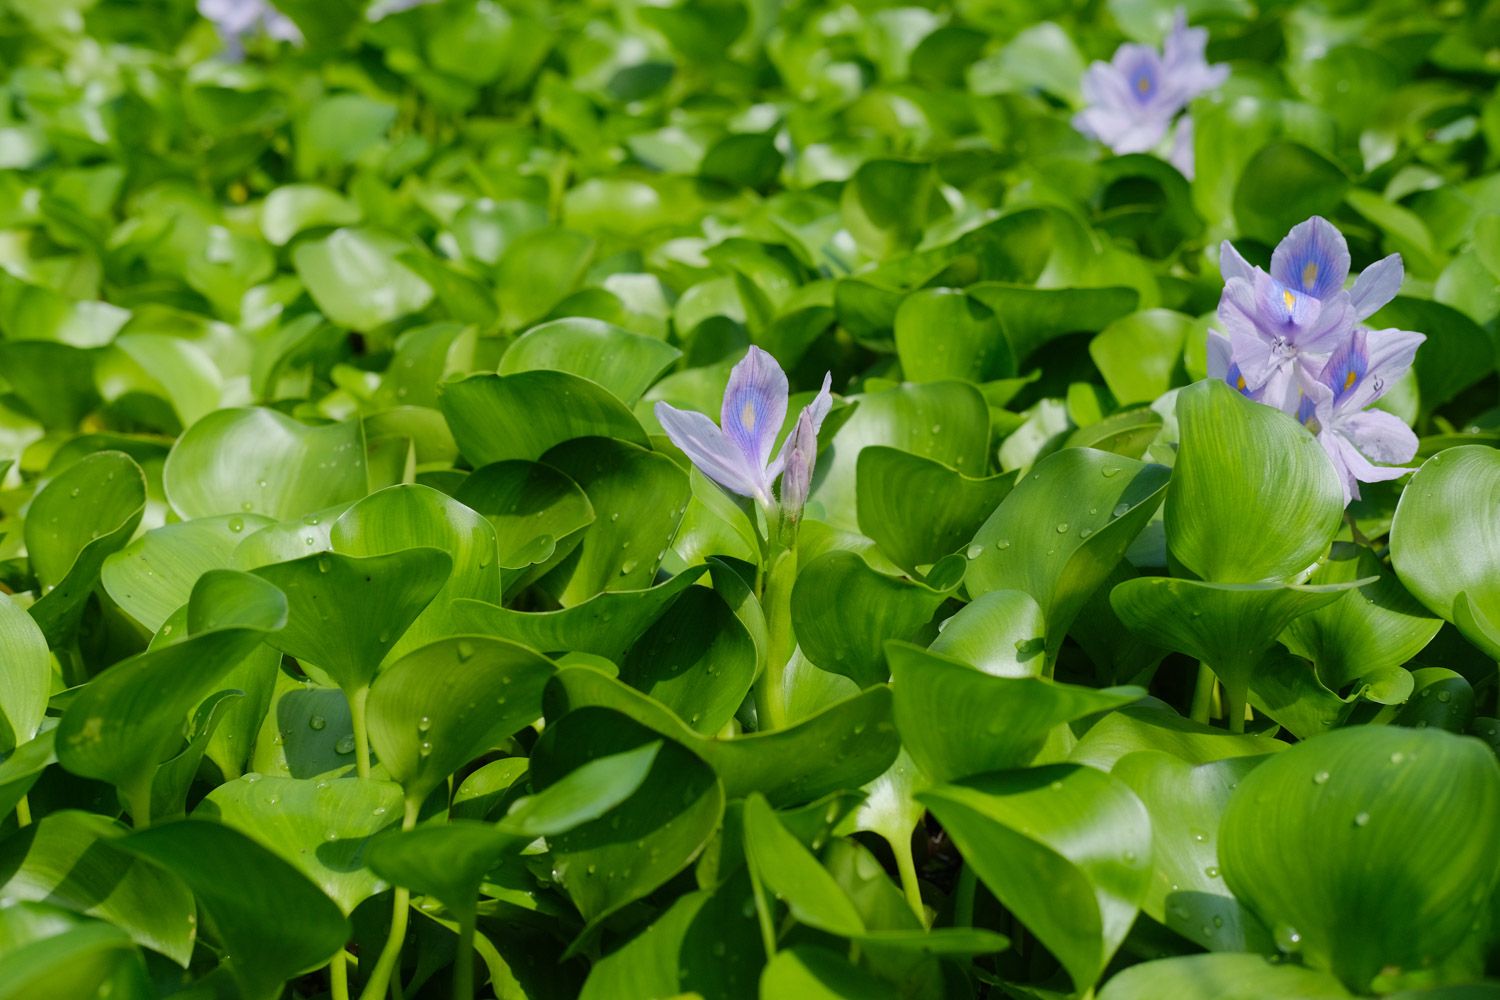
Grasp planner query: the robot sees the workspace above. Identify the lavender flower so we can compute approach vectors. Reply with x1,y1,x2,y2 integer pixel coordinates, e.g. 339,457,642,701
1211,216,1424,506
778,408,820,523
199,0,302,58
655,346,832,512
1073,8,1228,175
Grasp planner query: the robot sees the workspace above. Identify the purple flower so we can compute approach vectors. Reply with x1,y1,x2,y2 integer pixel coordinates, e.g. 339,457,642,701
655,346,833,510
199,0,302,58
1299,327,1424,504
1073,8,1228,165
1222,216,1404,321
778,408,819,523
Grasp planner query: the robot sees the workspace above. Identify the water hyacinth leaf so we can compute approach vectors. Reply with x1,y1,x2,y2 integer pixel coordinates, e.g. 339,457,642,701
453,566,706,661
1089,309,1192,406
855,446,1016,575
619,586,756,734
968,284,1141,366
292,228,433,330
497,741,660,837
102,514,275,632
364,821,521,914
1390,447,1500,653
0,810,195,965
451,757,529,822
1168,380,1343,583
0,596,49,752
760,946,903,1000
543,667,900,807
451,460,595,582
0,730,56,819
196,773,403,914
1111,577,1361,731
791,551,966,687
1391,667,1475,734
894,288,1016,383
438,371,649,467
1097,953,1351,1000
841,159,943,260
1281,543,1441,690
163,408,367,522
259,184,361,246
494,228,596,329
55,571,287,825
919,763,1153,992
250,674,359,781
1371,299,1493,414
529,707,724,930
1232,143,1351,247
1247,647,1353,740
366,636,555,806
500,318,681,408
1220,727,1500,992
1111,751,1273,953
24,450,146,644
0,922,146,1000
967,447,1170,667
742,792,865,937
809,381,991,533
928,589,1048,678
149,689,242,822
539,437,691,602
251,548,452,693
118,820,349,1000
1063,407,1164,460
1070,704,1287,771
889,641,1142,784
329,485,501,661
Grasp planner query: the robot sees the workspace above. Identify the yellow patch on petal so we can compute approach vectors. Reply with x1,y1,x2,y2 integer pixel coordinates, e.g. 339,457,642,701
1303,261,1318,290
1236,375,1247,391
1136,76,1150,93
1283,289,1296,311
741,400,756,430
1345,370,1357,391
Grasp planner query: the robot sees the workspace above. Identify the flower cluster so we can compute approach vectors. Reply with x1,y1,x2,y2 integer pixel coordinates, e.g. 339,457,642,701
1073,8,1229,179
655,346,832,523
1208,216,1424,505
197,0,302,58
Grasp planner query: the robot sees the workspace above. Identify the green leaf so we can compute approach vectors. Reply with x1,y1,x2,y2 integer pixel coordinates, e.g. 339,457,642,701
1098,954,1350,1000
0,596,50,751
1070,704,1286,771
500,318,680,408
759,946,903,1000
196,773,403,914
251,548,451,693
792,551,965,687
856,446,1015,575
452,567,707,661
329,484,501,662
920,763,1152,992
259,184,361,246
451,460,595,584
0,810,195,966
889,641,1141,784
1391,447,1500,655
118,819,349,1000
103,514,274,633
1233,143,1350,247
366,636,555,806
894,288,1015,383
1089,309,1192,405
1371,298,1492,414
55,571,288,825
292,228,433,330
1167,380,1343,583
494,229,595,329
967,447,1169,667
1220,726,1500,992
743,793,865,937
1112,751,1273,953
810,381,991,533
530,707,723,930
498,741,660,837
928,589,1048,678
438,371,649,467
364,820,520,916
0,921,145,1000
968,284,1141,366
619,586,756,734
24,450,146,644
163,408,368,522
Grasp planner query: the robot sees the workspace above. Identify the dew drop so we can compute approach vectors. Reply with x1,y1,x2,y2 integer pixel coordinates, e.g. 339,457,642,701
996,539,1010,550
241,501,254,512
309,715,327,731
1437,689,1452,703
335,734,356,754
1112,502,1130,517
1122,849,1137,863
1212,915,1224,928
966,544,984,559
417,716,432,733
1275,925,1302,953
1204,866,1220,878
1313,770,1330,784
1389,752,1405,764
324,830,338,842
418,741,433,757
610,512,620,521
1190,828,1207,843
1353,812,1370,827
457,641,476,662
1056,522,1069,533
1079,527,1094,538
228,517,244,533
1102,466,1121,478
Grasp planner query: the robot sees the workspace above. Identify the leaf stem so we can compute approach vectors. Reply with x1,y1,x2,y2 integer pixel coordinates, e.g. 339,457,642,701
954,864,977,928
752,540,798,732
14,794,30,829
350,686,372,780
330,949,350,1000
453,906,477,1000
1190,662,1216,725
892,835,927,927
357,799,419,1000
1226,681,1248,735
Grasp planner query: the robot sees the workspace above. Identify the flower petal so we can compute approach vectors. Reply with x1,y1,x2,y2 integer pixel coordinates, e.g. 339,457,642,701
1336,409,1418,466
778,408,821,521
1339,326,1425,413
655,401,767,501
1218,240,1259,285
1270,216,1350,301
1167,114,1196,180
1348,254,1404,322
1206,331,1234,381
721,345,789,477
771,373,834,483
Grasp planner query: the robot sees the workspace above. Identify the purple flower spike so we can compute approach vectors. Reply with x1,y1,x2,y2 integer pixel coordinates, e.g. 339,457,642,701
656,347,833,511
199,0,302,58
1217,269,1354,413
778,409,820,523
1270,217,1351,302
1073,7,1228,168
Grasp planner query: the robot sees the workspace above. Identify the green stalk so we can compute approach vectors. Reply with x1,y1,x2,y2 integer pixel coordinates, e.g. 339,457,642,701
357,800,419,1000
892,835,927,927
14,794,29,829
330,949,350,1000
752,537,798,732
349,686,373,780
452,907,477,1000
1225,680,1248,735
1190,662,1217,725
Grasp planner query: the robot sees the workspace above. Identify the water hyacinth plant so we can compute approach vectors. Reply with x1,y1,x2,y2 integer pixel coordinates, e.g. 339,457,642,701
3,0,1500,999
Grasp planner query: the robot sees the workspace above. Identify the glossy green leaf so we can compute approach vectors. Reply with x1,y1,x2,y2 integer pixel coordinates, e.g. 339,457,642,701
0,596,50,751
855,446,1015,575
292,228,433,330
928,589,1048,677
500,318,680,408
0,921,145,1000
1089,309,1192,406
895,288,1015,382
1070,704,1287,771
1233,143,1350,247
1168,380,1343,583
920,763,1152,992
103,513,275,633
743,793,865,937
619,585,756,734
1220,727,1500,992
451,459,595,586
1098,954,1350,1000
438,371,649,467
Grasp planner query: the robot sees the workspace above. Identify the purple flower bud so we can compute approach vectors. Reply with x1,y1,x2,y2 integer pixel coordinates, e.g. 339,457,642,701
779,408,819,522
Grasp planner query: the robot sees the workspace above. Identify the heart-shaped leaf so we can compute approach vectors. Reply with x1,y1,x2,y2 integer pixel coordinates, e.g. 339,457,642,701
894,288,1016,383
1098,954,1350,1000
438,371,649,467
855,446,1015,575
451,459,594,590
927,589,1047,678
500,317,680,407
103,514,276,632
0,596,50,752
619,585,756,734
